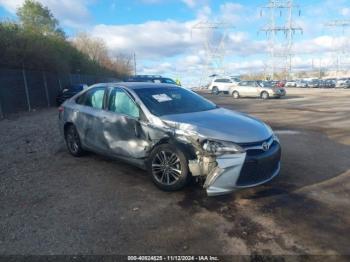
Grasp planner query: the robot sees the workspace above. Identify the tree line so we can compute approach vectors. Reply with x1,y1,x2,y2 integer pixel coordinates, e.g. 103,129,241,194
0,0,132,78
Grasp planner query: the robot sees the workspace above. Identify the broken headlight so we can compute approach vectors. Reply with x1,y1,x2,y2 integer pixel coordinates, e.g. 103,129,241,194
202,140,245,155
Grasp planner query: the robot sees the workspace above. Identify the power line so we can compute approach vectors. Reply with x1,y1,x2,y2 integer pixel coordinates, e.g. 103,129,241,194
259,0,303,80
191,20,235,86
324,19,350,77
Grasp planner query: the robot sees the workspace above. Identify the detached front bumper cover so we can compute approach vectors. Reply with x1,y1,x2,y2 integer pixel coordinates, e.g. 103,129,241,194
204,137,281,196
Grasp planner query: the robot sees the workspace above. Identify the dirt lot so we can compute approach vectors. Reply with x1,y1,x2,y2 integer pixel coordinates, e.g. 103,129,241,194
1,88,350,257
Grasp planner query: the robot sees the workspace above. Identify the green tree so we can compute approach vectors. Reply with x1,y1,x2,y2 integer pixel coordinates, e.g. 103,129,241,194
16,0,65,37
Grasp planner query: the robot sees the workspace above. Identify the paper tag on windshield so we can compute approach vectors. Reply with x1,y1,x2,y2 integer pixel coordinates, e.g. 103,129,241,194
152,94,172,102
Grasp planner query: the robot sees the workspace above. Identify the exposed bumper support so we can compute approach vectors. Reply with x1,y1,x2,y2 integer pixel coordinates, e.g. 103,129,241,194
203,153,246,196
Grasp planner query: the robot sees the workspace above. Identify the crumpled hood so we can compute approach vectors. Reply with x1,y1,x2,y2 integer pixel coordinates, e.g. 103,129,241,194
160,107,272,143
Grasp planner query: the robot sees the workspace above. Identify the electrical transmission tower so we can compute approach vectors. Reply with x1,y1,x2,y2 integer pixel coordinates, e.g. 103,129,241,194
324,19,350,76
192,21,234,87
259,0,302,80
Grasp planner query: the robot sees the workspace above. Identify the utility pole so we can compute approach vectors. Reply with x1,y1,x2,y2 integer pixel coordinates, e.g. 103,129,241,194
324,19,350,77
259,0,303,80
133,52,137,76
192,21,235,87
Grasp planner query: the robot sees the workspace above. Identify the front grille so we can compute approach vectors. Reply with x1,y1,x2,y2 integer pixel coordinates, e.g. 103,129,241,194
236,141,281,187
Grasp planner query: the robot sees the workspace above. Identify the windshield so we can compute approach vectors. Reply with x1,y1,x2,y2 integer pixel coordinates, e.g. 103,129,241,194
134,87,217,116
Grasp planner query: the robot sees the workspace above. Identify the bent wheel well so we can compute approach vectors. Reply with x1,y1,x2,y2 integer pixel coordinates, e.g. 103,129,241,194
150,138,197,161
63,122,74,137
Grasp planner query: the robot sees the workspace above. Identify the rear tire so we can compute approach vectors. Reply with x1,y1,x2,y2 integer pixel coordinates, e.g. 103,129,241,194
232,91,240,99
212,87,219,95
147,144,190,192
65,124,85,157
261,91,269,100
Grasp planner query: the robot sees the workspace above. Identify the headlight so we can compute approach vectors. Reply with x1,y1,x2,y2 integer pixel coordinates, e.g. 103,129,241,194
265,124,279,143
202,140,245,155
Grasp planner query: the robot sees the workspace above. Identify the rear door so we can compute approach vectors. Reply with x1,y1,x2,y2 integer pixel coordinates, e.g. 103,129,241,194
74,86,107,151
101,87,149,158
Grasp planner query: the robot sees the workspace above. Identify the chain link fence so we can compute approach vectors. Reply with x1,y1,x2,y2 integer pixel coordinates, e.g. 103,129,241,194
0,68,118,118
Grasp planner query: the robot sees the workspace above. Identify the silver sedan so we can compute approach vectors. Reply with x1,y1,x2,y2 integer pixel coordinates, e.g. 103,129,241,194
58,83,281,196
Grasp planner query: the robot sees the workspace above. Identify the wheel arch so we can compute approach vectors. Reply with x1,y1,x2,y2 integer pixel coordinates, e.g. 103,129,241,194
261,90,269,97
63,122,74,137
149,137,197,162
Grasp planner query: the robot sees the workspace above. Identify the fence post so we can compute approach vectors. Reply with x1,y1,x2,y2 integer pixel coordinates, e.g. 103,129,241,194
0,96,3,119
42,71,50,107
58,77,62,90
22,68,31,112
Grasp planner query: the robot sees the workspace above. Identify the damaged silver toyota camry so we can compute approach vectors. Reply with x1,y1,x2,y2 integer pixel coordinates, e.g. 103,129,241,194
59,82,281,196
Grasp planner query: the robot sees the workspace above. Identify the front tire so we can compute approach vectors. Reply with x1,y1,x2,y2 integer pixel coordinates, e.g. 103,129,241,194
212,87,219,95
261,91,269,100
232,91,240,99
65,124,85,157
148,144,190,192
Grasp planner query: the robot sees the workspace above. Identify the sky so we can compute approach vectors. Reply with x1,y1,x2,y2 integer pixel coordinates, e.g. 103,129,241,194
0,0,350,85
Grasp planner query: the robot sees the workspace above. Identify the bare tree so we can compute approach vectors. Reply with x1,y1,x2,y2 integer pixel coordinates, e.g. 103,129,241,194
73,33,109,64
73,32,132,77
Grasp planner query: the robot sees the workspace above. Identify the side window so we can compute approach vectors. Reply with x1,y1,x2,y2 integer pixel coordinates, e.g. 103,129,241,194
76,87,105,109
108,88,140,118
239,81,246,86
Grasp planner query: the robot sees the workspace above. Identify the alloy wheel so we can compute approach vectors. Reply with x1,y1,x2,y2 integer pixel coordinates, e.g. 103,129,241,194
66,127,80,154
151,151,182,186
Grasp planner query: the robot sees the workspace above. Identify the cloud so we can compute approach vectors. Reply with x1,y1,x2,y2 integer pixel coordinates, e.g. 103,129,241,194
91,20,202,59
340,7,350,16
220,2,243,23
0,0,91,28
181,0,208,8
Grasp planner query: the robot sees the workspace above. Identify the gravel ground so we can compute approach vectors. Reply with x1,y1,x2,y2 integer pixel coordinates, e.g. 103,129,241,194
0,88,350,258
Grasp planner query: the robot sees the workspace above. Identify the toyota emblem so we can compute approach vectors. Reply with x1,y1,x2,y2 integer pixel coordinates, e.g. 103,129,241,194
262,142,270,151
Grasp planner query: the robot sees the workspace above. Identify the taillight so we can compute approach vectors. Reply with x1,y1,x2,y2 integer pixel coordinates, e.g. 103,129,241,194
58,106,64,113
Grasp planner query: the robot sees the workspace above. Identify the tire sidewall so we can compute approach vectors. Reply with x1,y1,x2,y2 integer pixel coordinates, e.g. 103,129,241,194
147,143,190,191
261,91,269,99
232,91,239,99
65,125,84,157
212,87,219,95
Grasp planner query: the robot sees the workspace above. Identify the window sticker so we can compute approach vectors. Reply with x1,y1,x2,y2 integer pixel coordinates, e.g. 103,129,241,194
152,94,173,102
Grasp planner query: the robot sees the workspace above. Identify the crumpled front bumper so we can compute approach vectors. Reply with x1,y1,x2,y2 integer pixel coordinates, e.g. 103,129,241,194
204,141,281,196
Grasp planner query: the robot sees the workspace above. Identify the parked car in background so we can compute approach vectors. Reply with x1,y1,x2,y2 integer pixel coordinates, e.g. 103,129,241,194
58,82,281,196
208,77,240,95
229,80,286,99
340,80,350,88
56,84,88,106
322,79,335,88
307,79,320,88
285,80,297,87
295,80,308,88
335,78,349,88
124,75,179,85
276,81,286,88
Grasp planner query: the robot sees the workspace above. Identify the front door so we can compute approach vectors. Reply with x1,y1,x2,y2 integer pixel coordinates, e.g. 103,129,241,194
244,81,259,97
101,87,149,159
